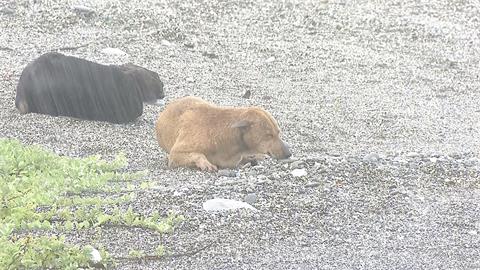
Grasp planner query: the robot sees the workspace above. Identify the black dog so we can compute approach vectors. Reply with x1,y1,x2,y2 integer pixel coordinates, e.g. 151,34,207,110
15,52,164,123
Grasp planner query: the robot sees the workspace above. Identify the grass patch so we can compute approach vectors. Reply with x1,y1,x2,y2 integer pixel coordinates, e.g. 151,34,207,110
0,138,183,269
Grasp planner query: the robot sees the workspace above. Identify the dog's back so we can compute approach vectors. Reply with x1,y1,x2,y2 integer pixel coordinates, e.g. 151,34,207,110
155,96,212,151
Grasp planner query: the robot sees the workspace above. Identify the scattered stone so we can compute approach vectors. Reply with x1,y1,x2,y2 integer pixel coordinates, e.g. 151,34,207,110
0,7,15,15
101,47,127,56
184,42,195,48
280,158,297,164
218,169,238,177
173,190,184,196
444,178,454,184
265,56,275,63
88,246,102,263
257,174,267,180
305,182,321,188
406,152,420,158
252,165,265,171
202,51,218,59
429,157,438,163
393,156,407,163
161,39,173,47
244,193,257,204
242,90,251,99
71,5,95,14
363,153,379,163
290,160,304,169
291,168,307,177
186,77,195,83
203,198,257,212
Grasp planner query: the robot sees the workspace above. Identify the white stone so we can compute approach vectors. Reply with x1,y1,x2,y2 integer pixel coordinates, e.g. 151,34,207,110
291,168,307,177
101,47,127,56
265,56,275,63
89,247,102,263
203,198,257,212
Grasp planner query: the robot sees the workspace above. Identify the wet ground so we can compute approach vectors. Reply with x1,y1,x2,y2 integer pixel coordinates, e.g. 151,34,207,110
1,0,480,269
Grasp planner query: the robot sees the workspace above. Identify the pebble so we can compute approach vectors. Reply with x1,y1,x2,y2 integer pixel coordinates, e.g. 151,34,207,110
88,246,102,263
244,193,257,204
101,47,127,56
0,7,14,15
291,168,307,177
242,90,251,99
218,169,238,177
363,153,379,163
265,56,275,63
203,198,257,212
290,160,304,169
184,42,195,48
202,51,218,59
161,39,173,47
252,165,265,171
71,5,95,14
406,152,420,158
305,182,321,188
280,158,297,164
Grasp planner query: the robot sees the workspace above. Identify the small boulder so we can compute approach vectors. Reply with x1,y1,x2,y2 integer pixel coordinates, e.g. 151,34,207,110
203,198,257,212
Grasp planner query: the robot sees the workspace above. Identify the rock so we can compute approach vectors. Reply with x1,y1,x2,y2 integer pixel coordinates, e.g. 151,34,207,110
363,153,379,163
203,198,257,212
87,246,102,263
0,7,15,15
218,169,239,177
406,152,420,158
161,39,173,47
429,157,438,163
101,47,127,56
305,182,321,188
280,158,297,164
244,193,257,204
202,51,218,59
173,190,184,196
393,156,407,163
242,90,251,99
257,174,267,180
265,56,275,63
186,77,195,83
184,42,195,48
290,160,304,169
71,5,95,14
291,168,307,177
252,165,265,171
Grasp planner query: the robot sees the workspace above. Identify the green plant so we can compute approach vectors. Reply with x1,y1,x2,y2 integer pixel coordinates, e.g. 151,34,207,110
0,139,183,269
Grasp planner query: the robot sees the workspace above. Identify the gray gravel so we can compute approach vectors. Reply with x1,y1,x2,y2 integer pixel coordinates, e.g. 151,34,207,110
1,0,480,269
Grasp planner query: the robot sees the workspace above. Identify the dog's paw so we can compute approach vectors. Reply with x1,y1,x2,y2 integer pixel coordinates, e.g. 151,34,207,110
238,154,268,167
197,159,218,172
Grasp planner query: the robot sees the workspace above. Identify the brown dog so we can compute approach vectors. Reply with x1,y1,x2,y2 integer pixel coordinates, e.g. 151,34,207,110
155,96,291,171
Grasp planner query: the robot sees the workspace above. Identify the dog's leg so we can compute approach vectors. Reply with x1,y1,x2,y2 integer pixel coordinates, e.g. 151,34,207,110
168,151,218,172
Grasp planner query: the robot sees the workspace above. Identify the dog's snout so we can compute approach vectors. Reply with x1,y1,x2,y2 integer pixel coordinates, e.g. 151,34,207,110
281,141,292,159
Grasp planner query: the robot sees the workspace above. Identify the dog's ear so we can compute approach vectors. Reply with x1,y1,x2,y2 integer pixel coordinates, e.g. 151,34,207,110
231,120,251,129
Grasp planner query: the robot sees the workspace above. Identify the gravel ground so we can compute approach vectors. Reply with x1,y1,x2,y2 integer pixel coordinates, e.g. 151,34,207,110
1,0,480,269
